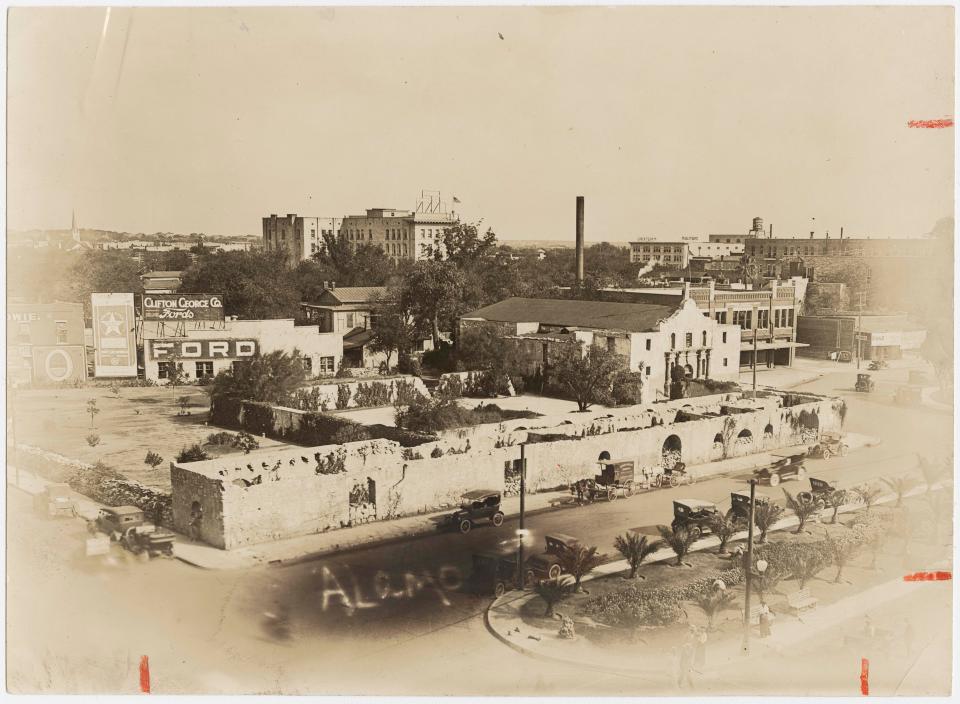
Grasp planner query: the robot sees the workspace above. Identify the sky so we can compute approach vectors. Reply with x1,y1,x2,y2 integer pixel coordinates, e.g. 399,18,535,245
6,6,954,242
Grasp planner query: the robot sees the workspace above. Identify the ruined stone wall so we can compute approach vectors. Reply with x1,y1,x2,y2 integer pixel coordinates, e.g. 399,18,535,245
170,464,225,547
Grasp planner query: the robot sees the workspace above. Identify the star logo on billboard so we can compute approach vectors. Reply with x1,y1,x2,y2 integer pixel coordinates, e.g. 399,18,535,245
100,312,124,336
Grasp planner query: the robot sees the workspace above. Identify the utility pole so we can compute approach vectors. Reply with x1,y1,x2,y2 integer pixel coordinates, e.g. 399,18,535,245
855,292,866,370
752,324,758,398
517,443,527,589
742,478,757,655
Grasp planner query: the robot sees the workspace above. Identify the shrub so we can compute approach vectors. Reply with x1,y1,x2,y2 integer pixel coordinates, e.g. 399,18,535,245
610,371,645,406
85,433,101,448
754,502,785,543
331,425,372,445
535,577,575,617
614,532,663,579
335,384,352,410
176,444,210,463
657,525,697,566
233,431,260,453
556,544,606,592
144,451,164,470
205,431,236,446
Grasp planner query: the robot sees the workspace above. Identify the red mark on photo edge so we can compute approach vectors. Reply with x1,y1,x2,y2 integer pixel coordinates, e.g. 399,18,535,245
860,658,869,696
139,655,150,694
907,118,954,129
903,570,952,582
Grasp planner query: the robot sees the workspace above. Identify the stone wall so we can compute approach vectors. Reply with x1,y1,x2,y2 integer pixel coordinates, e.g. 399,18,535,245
171,391,844,549
286,375,430,411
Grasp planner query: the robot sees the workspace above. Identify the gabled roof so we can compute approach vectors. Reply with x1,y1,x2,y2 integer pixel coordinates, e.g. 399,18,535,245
462,297,681,333
321,286,388,305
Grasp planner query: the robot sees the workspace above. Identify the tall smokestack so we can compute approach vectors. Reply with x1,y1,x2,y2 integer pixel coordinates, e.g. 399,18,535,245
769,223,773,239
575,196,585,286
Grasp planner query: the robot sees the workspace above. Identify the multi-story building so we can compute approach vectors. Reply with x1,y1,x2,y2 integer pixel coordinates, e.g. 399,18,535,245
709,217,768,244
6,302,88,386
796,313,927,362
629,240,743,268
601,279,805,369
460,296,741,403
262,214,344,266
340,208,456,262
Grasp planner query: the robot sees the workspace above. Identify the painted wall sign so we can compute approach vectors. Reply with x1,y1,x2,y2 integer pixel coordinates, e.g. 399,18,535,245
868,331,902,347
148,339,259,360
91,293,137,377
7,312,40,323
31,345,87,384
142,294,225,321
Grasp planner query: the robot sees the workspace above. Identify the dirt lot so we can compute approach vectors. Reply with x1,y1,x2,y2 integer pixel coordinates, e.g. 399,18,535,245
9,385,287,491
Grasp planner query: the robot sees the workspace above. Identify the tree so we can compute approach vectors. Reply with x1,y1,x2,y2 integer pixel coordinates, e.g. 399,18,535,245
917,455,950,489
613,532,663,579
180,250,300,319
657,525,697,566
166,355,186,393
556,544,605,592
456,326,524,396
853,483,883,512
176,444,210,463
210,350,307,405
708,513,742,554
752,564,785,606
86,398,100,427
824,489,849,524
783,489,820,533
177,395,191,416
534,577,575,618
693,586,738,631
314,231,400,287
399,261,466,349
785,550,830,589
368,290,424,372
825,532,860,584
881,476,916,508
754,502,785,543
144,451,164,470
424,220,497,266
551,343,626,412
68,250,143,311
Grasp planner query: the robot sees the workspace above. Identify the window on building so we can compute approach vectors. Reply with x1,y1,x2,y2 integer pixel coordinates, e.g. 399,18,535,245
301,357,313,374
346,313,355,328
645,339,651,351
607,336,617,353
158,362,183,380
788,309,794,326
670,333,676,349
195,361,214,379
318,356,335,374
733,310,752,329
684,332,693,347
722,332,727,343
17,323,30,342
55,321,68,345
723,358,728,367
702,331,707,346
757,309,769,329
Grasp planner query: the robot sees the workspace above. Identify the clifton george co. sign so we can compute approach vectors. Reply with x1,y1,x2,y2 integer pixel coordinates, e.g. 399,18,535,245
148,339,259,360
142,294,225,321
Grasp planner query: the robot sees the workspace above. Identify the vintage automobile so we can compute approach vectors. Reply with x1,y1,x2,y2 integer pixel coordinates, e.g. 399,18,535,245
868,359,888,371
855,373,875,393
89,506,175,557
443,490,505,534
727,490,771,522
754,450,808,486
594,459,637,498
798,477,838,505
33,482,76,518
671,499,720,539
526,533,582,580
471,549,535,597
894,385,922,406
808,431,849,460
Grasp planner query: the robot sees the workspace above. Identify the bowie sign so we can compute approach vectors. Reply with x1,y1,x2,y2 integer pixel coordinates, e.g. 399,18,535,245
92,293,137,377
142,294,225,321
148,339,259,360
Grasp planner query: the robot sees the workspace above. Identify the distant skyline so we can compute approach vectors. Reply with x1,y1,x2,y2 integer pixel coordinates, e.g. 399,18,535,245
7,6,954,242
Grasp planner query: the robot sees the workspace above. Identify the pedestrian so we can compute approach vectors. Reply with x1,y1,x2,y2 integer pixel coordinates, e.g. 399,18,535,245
693,626,708,672
575,480,584,505
676,640,695,690
758,604,773,638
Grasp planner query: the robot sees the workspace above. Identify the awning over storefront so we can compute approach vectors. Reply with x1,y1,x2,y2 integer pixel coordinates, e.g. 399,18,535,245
740,340,809,351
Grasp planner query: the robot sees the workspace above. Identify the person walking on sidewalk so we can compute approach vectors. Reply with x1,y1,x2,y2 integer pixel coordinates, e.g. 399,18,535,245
675,641,695,690
693,626,708,672
758,604,773,638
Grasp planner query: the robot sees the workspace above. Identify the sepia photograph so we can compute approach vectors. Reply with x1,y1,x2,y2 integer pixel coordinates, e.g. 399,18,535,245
4,4,955,697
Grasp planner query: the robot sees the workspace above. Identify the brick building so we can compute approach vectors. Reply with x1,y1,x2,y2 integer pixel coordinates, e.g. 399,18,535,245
6,302,88,386
262,214,344,266
340,207,456,262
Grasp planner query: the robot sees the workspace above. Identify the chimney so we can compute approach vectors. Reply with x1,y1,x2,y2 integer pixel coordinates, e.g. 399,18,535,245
769,223,773,239
331,281,336,289
809,231,814,239
323,280,328,290
840,226,844,240
575,196,585,286
682,281,691,299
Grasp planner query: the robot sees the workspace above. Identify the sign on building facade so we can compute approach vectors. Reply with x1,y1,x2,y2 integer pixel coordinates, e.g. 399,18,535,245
141,294,225,321
148,339,259,360
31,345,87,384
91,293,138,377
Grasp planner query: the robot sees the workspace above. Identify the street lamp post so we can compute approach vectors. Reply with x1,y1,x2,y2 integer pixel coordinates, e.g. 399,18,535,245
741,478,757,654
517,443,527,589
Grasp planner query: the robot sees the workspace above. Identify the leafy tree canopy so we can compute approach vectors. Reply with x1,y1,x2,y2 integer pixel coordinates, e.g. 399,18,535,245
209,349,307,404
180,250,300,319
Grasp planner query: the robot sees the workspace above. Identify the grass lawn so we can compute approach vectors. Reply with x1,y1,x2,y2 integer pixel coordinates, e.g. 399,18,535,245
10,385,288,491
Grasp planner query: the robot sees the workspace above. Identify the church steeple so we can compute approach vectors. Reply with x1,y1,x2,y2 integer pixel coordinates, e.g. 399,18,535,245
71,210,80,243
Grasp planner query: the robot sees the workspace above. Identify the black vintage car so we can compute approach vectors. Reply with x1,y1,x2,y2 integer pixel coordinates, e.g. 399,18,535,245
798,477,838,505
754,450,808,487
671,499,720,540
444,490,505,534
471,550,534,597
727,490,771,521
90,506,175,557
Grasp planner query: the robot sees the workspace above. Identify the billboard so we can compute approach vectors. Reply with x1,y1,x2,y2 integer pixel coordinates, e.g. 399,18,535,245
92,293,138,377
142,294,225,321
31,345,87,384
148,339,259,360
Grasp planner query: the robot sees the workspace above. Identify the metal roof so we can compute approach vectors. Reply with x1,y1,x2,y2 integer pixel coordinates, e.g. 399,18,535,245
463,297,681,333
321,286,388,304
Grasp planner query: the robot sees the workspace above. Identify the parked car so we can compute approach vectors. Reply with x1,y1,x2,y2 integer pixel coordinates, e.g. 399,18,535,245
89,506,175,558
798,477,838,505
471,549,533,597
33,482,76,518
755,451,808,486
727,490,771,522
671,499,720,539
528,533,582,580
868,359,888,371
808,431,849,460
855,373,875,392
443,490,505,534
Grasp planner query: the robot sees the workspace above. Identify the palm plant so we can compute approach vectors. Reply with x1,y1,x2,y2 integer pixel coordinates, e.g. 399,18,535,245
534,577,575,617
824,489,849,524
881,475,917,508
657,525,696,566
783,489,819,533
854,483,884,512
753,502,785,543
752,564,785,606
825,532,861,584
556,544,606,592
707,513,742,554
693,588,738,630
787,550,830,589
614,532,663,579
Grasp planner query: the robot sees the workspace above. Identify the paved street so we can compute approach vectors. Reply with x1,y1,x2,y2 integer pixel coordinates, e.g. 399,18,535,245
7,365,953,694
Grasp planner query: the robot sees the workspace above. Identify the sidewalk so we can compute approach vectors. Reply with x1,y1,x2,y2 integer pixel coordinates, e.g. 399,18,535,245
9,430,880,571
484,481,948,673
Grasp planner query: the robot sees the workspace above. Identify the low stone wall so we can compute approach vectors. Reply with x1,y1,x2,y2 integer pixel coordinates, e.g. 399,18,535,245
435,371,516,398
287,375,429,411
171,391,844,549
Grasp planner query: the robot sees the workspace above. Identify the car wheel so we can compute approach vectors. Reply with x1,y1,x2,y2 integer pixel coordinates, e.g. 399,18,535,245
548,564,562,580
822,449,832,461
606,489,616,502
769,473,781,487
798,491,812,503
491,512,504,527
625,482,634,497
690,526,702,540
669,474,681,488
494,582,506,598
459,519,472,534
